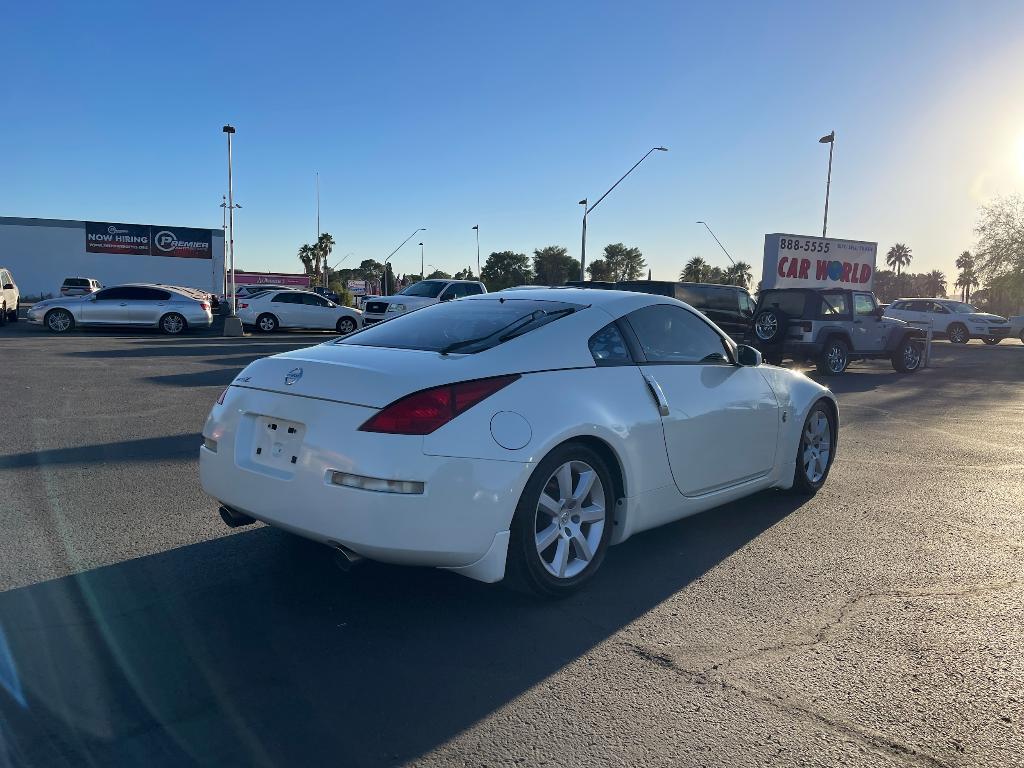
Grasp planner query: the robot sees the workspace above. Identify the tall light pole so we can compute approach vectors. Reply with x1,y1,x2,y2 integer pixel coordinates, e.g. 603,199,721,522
578,146,668,281
472,224,480,277
383,227,426,296
696,221,736,266
819,131,835,238
222,125,244,336
419,242,425,280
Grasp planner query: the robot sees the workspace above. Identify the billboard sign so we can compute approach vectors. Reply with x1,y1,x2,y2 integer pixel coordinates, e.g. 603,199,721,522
761,233,876,291
234,272,310,287
346,279,368,295
85,221,213,259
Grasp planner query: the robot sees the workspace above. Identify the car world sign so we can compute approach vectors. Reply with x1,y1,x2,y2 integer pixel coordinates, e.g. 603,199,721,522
85,221,213,259
761,233,876,291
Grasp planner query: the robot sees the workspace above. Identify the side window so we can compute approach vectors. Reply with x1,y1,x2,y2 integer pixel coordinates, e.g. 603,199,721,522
625,304,729,364
853,293,876,316
95,287,129,300
588,322,632,366
302,293,329,306
465,283,484,296
739,293,755,316
820,293,850,316
930,302,950,314
705,289,736,311
438,284,458,301
136,288,171,300
272,292,299,304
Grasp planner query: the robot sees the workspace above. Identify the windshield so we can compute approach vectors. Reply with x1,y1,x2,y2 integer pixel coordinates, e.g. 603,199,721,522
398,280,447,298
336,298,583,353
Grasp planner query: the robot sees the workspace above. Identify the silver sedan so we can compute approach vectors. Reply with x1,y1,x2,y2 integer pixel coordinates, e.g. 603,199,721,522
27,283,214,335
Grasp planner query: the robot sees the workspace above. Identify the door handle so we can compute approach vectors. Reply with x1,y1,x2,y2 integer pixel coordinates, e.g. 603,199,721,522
642,372,670,416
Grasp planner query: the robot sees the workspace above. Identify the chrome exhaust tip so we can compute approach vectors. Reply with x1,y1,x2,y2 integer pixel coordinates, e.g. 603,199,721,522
219,505,256,528
330,542,365,572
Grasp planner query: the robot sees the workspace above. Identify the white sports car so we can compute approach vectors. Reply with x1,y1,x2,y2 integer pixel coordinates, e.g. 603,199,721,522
201,289,837,595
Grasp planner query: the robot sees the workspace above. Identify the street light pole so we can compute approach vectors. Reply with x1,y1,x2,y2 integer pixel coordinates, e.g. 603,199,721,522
819,131,835,238
382,227,426,296
696,221,736,266
578,146,668,281
419,242,424,280
472,225,479,277
221,125,244,336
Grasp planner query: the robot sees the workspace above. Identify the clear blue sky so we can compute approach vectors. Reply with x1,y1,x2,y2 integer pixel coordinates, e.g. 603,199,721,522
3,1,1023,284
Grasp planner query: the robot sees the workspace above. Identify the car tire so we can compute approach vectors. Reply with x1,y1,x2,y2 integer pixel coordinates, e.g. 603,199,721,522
790,401,836,496
948,322,969,344
336,316,357,335
159,313,187,335
0,303,6,326
816,337,849,376
9,301,18,322
256,313,279,333
982,337,1000,346
45,308,74,333
1020,330,1024,344
891,336,923,373
504,442,615,598
753,308,787,345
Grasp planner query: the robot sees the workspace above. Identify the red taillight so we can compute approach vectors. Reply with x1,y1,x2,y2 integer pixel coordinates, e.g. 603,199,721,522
216,388,228,405
238,302,249,309
359,375,520,435
200,302,209,311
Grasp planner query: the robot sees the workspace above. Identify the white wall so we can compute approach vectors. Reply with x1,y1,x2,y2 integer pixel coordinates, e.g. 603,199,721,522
0,218,224,298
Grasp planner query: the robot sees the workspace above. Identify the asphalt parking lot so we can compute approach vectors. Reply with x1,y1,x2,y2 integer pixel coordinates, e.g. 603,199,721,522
1,321,1022,768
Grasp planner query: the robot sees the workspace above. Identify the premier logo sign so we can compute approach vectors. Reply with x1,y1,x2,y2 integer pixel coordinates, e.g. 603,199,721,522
85,222,213,259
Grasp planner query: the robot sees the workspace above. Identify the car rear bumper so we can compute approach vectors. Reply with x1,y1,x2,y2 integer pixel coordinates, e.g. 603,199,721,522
199,385,533,572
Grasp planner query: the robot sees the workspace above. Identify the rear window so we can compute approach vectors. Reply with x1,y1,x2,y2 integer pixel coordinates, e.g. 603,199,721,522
399,280,447,298
337,298,584,353
63,278,90,287
758,290,807,316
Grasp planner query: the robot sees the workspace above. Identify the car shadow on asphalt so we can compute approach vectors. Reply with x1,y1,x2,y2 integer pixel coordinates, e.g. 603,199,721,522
0,434,201,469
0,490,804,767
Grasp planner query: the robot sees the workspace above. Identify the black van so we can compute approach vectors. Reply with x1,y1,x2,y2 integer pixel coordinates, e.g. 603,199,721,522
602,280,755,341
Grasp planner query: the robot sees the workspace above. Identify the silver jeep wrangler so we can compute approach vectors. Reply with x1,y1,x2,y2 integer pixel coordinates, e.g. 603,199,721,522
745,287,925,375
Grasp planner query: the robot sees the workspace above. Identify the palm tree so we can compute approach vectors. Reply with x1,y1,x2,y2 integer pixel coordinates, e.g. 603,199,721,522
955,250,976,302
885,243,913,276
680,256,712,282
723,261,753,289
923,270,947,297
297,243,315,276
315,232,336,286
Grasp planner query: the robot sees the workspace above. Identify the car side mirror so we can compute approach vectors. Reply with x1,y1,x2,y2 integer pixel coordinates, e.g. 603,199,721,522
874,306,885,318
2,283,13,290
736,344,762,366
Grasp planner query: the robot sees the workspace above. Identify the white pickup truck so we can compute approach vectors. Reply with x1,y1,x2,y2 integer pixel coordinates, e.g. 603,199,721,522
362,279,487,325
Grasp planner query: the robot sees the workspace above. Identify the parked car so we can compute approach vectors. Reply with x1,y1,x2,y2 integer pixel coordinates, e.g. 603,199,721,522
746,287,925,374
884,298,1012,344
233,284,300,300
26,283,213,334
201,288,838,596
313,286,340,303
356,294,380,311
615,281,755,342
0,267,19,324
1009,315,1024,344
60,277,102,297
362,279,487,325
237,290,362,334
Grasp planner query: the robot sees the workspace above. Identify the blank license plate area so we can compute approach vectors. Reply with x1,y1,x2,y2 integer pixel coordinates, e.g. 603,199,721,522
251,416,306,471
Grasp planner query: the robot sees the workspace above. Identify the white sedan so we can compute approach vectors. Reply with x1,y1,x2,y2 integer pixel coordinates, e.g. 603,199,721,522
201,289,837,595
237,289,362,334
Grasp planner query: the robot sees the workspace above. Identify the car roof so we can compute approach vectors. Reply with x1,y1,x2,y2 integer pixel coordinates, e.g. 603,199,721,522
464,286,682,314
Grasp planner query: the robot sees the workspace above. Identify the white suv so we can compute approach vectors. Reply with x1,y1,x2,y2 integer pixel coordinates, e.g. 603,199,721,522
363,279,487,325
61,277,103,296
885,298,1012,345
0,267,19,324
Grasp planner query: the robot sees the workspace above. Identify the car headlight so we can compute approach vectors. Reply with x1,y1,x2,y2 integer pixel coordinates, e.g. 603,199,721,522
386,303,406,313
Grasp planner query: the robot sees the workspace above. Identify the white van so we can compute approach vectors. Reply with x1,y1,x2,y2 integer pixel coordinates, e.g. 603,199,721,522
0,267,19,324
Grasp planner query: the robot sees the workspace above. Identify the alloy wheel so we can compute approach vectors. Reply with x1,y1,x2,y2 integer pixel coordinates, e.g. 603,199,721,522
949,325,968,344
827,343,846,373
755,312,778,340
802,410,832,484
338,318,356,334
534,460,606,579
47,310,71,332
903,343,922,370
258,316,276,332
162,314,184,334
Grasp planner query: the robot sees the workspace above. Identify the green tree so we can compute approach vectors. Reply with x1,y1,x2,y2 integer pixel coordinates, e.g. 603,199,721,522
453,267,477,280
586,258,615,281
975,195,1024,314
426,269,452,280
680,256,713,282
923,270,947,297
873,270,898,302
885,243,913,276
722,261,753,289
532,246,580,285
481,251,532,291
358,259,384,283
298,243,316,276
314,232,335,286
602,243,646,281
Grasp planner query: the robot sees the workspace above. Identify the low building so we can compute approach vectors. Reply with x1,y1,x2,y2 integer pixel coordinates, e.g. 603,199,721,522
0,216,224,298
